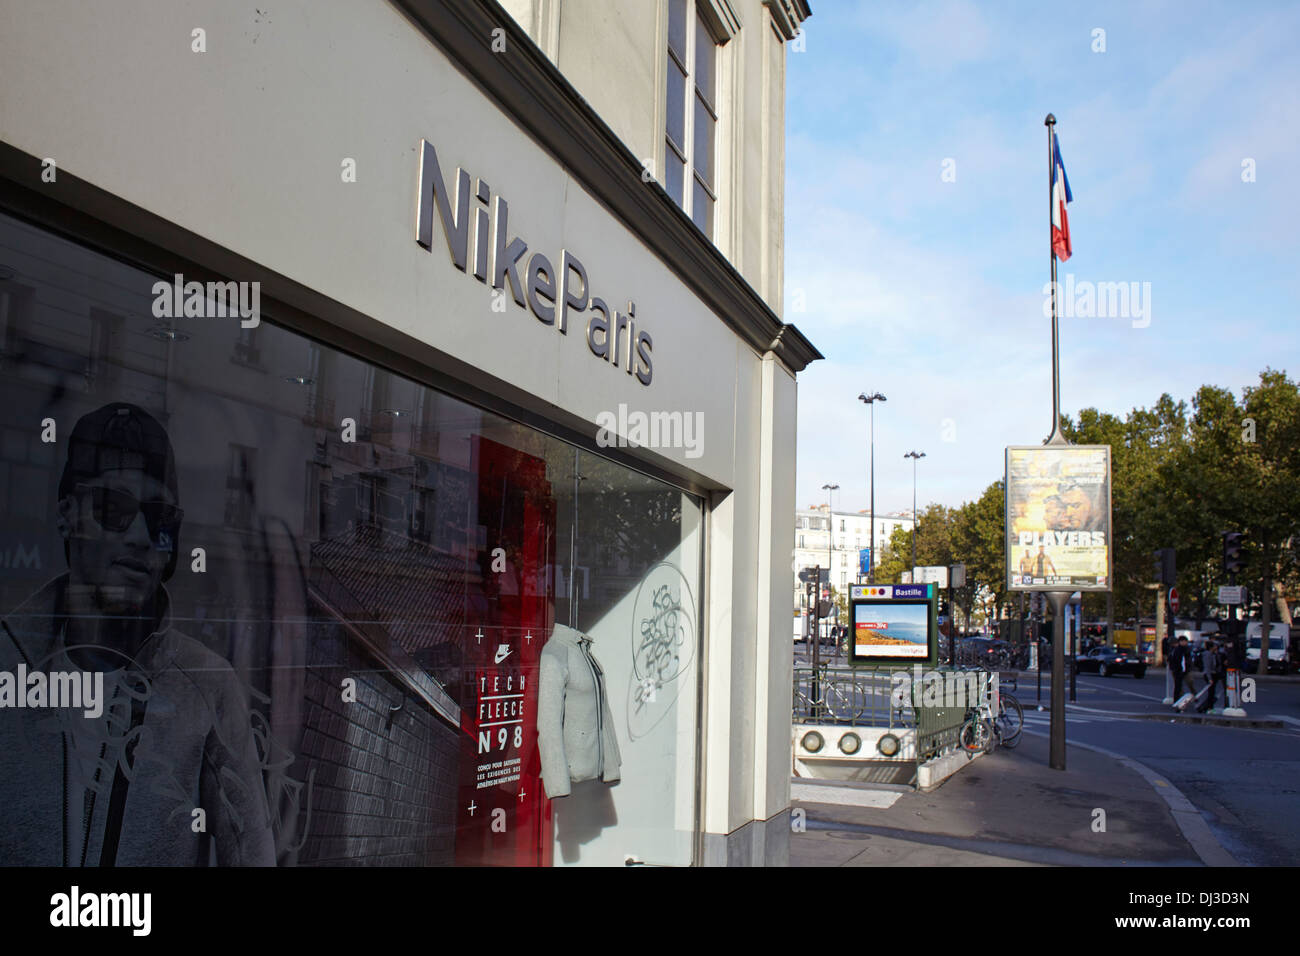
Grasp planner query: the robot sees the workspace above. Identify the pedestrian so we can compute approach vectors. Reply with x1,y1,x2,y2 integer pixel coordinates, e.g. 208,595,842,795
1170,635,1195,703
1198,640,1225,713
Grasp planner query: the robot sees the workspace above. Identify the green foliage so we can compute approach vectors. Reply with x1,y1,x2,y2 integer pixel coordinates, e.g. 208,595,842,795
912,369,1299,628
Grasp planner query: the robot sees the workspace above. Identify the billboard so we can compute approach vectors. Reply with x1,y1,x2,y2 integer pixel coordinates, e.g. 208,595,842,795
1005,445,1112,592
858,548,871,575
848,584,937,666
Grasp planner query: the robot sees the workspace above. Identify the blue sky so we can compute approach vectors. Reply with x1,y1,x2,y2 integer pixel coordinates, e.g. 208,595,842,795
784,0,1299,517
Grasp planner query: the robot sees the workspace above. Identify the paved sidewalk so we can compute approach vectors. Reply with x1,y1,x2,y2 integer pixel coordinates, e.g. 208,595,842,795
790,731,1215,867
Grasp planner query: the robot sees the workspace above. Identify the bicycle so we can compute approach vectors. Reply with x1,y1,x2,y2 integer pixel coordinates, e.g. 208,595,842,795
959,679,1023,753
995,690,1023,748
959,695,995,753
793,665,868,722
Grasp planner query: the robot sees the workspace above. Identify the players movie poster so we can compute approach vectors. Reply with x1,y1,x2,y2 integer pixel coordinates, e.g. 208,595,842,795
1005,445,1112,592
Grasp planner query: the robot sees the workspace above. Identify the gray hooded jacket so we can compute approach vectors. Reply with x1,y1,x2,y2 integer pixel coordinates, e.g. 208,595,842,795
0,573,276,866
536,624,621,799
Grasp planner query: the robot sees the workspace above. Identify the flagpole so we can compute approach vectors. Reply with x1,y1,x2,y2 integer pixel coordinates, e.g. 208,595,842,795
1046,113,1064,447
1045,114,1069,771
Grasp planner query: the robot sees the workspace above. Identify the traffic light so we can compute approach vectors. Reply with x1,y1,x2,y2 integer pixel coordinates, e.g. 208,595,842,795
1152,547,1175,586
1222,532,1244,575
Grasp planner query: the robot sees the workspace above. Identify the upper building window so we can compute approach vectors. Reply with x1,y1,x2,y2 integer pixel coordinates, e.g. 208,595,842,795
666,0,718,236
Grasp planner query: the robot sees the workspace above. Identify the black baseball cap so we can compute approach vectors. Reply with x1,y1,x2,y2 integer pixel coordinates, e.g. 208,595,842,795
58,403,181,579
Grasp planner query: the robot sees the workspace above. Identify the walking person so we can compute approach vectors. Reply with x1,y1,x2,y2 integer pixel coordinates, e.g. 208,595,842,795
1197,639,1224,713
1170,635,1195,705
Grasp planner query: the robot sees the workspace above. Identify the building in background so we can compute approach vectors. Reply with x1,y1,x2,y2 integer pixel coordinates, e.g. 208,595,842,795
794,507,915,610
0,0,814,867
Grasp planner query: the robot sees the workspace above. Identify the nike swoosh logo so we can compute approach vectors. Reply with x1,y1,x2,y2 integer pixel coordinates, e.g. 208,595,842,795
495,645,512,664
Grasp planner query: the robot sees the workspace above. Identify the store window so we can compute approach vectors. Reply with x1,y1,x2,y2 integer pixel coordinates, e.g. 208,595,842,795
0,211,703,867
665,0,718,236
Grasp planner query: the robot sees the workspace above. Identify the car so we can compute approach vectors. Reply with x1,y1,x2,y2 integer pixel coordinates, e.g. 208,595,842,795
1075,645,1146,678
1244,622,1292,673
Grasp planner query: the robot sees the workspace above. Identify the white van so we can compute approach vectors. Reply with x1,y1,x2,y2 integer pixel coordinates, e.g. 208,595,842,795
1244,622,1291,672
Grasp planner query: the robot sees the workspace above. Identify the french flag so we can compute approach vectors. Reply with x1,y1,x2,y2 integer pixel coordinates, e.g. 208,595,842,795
1051,137,1073,261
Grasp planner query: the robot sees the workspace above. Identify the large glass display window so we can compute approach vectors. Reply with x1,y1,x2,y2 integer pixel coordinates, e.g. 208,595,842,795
0,210,703,866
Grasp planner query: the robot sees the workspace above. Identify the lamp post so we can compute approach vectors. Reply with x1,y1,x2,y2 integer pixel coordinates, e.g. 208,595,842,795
904,450,926,573
822,482,839,642
858,392,886,582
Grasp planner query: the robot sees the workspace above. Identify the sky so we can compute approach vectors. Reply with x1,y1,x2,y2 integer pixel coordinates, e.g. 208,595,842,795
784,0,1299,518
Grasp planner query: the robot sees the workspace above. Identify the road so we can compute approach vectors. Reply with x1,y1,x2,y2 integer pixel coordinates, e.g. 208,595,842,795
1012,668,1300,866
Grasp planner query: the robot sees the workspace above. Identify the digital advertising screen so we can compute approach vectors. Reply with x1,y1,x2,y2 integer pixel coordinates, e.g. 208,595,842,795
848,584,937,666
1005,445,1112,592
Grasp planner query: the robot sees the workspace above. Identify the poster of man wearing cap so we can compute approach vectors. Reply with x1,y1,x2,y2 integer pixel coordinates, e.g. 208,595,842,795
0,403,276,866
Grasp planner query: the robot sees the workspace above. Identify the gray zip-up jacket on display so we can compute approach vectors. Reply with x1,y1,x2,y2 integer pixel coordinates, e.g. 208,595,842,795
537,624,621,799
0,574,276,866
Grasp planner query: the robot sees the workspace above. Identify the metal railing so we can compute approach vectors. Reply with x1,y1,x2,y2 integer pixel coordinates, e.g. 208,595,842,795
793,663,909,729
793,663,1004,767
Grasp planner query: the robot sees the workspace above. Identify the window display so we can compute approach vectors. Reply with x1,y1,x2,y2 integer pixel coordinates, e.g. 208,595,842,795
0,211,702,866
537,623,622,799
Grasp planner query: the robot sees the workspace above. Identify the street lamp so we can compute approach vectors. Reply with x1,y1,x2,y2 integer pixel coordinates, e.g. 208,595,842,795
858,392,886,582
820,482,839,665
904,450,926,573
821,482,839,615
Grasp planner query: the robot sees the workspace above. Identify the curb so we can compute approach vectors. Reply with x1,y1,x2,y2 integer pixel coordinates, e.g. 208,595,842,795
1125,712,1284,729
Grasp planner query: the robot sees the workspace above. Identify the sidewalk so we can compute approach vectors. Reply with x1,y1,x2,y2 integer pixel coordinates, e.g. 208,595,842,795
790,731,1219,866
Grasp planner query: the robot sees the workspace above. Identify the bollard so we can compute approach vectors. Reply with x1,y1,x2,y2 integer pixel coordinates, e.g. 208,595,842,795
1222,667,1246,717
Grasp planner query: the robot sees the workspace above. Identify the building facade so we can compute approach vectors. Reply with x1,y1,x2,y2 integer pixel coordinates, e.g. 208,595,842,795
794,507,915,610
0,0,815,866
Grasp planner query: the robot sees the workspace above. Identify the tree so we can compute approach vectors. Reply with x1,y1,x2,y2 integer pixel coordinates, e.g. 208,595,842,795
1239,370,1300,672
872,525,913,583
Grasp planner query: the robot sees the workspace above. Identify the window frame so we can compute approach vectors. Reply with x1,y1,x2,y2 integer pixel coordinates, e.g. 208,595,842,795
664,0,721,237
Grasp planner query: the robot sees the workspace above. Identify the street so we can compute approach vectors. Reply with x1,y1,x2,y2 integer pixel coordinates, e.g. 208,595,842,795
1016,669,1300,866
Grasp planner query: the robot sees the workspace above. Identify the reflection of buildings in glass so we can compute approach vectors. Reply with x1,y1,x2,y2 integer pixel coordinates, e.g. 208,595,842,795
0,209,705,868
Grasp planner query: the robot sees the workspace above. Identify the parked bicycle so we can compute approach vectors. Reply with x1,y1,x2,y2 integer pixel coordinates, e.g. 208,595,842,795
959,681,1023,753
793,665,870,722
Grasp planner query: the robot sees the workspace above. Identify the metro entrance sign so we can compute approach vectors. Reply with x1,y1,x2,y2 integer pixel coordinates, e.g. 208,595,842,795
1169,587,1179,614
